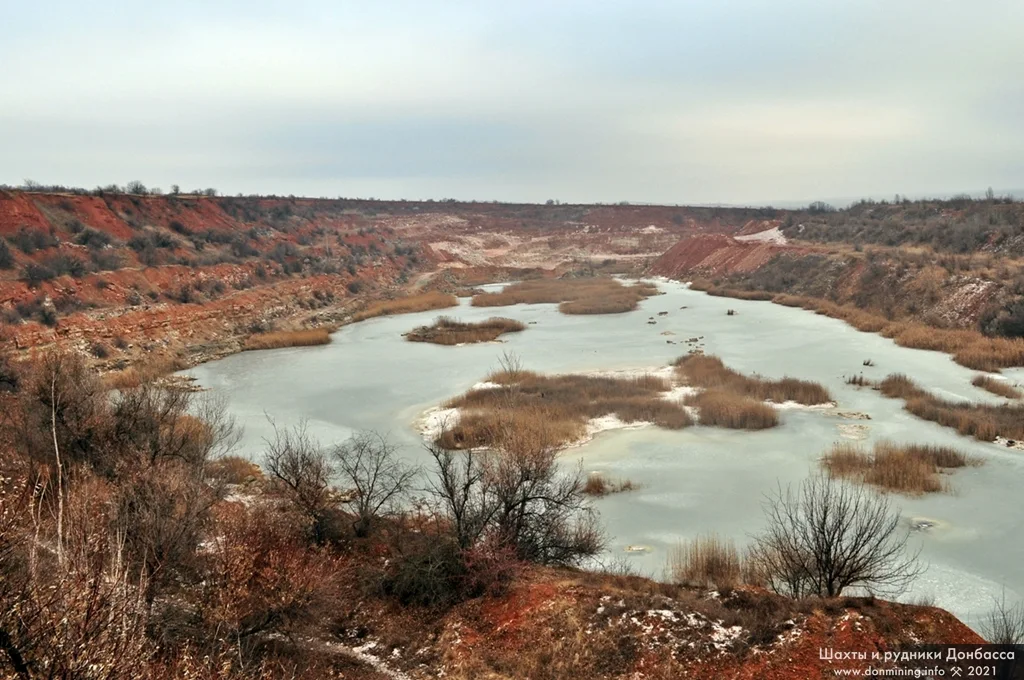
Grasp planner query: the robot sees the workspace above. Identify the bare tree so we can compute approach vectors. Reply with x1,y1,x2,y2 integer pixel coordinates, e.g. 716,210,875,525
263,420,337,543
333,432,416,538
486,441,603,566
981,590,1024,644
748,476,922,599
426,444,496,550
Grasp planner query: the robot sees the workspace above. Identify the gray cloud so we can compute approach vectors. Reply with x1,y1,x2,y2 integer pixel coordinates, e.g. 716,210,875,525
2,0,1022,204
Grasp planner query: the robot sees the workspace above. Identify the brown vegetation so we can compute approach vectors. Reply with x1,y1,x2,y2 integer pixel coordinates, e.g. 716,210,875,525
471,277,658,315
879,374,1024,441
674,354,832,405
667,534,744,589
351,290,458,322
690,282,1024,371
243,327,331,351
821,441,979,495
972,374,1022,399
582,474,640,497
437,367,691,451
684,389,778,429
404,316,526,345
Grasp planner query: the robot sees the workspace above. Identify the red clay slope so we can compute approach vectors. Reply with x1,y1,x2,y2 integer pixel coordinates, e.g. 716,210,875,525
651,233,811,278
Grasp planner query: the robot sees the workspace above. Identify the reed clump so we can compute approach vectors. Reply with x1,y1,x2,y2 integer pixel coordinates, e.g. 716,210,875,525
684,389,778,429
972,374,1023,399
667,533,744,589
582,475,640,497
352,291,458,322
243,328,331,351
103,354,188,390
879,374,1024,441
437,371,691,451
821,441,979,495
471,278,658,315
674,354,832,405
404,316,526,345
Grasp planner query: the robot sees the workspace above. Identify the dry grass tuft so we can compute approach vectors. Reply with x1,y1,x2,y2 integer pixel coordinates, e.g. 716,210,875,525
684,389,778,429
352,291,458,322
879,374,1024,441
243,328,331,351
582,474,640,497
206,455,264,485
674,354,832,405
404,316,526,345
437,371,691,451
103,354,188,390
667,533,744,589
821,441,979,495
472,277,658,315
972,374,1022,399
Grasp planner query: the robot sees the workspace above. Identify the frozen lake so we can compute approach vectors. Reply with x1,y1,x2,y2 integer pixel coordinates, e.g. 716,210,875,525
185,279,1024,631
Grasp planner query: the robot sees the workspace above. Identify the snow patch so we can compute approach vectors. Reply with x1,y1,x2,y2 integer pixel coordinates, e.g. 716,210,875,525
735,225,787,245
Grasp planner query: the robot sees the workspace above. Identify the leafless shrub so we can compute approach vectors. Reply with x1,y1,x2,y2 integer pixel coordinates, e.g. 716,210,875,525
981,591,1024,644
333,431,416,538
0,476,153,679
263,421,338,543
748,476,922,598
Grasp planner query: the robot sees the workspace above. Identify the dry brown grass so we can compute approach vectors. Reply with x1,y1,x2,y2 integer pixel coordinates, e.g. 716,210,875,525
404,316,526,345
243,328,331,351
667,533,743,589
972,374,1023,399
582,474,640,497
471,278,658,315
880,374,1024,441
103,354,188,390
352,291,458,322
703,287,1024,370
436,371,691,451
206,455,264,485
674,354,832,405
684,389,778,429
822,441,979,495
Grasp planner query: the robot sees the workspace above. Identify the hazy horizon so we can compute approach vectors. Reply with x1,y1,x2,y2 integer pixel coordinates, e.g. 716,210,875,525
4,1,1023,206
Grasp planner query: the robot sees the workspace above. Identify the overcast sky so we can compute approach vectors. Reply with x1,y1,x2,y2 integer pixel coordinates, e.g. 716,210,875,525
3,1,1023,205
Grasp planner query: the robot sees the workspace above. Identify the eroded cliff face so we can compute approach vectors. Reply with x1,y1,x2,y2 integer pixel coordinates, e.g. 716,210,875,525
0,192,778,366
651,230,1017,332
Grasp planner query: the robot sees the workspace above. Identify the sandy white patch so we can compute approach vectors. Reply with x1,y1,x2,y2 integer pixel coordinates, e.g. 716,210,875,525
767,400,837,410
470,381,502,390
415,406,461,440
838,423,870,441
735,225,787,245
995,436,1024,451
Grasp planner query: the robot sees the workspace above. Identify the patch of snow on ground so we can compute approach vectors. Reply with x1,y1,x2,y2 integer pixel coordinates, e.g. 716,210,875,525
767,400,837,410
470,381,502,390
415,406,461,440
735,225,787,245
